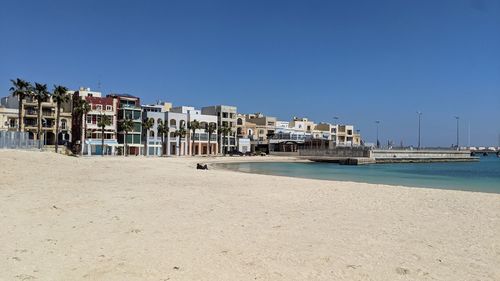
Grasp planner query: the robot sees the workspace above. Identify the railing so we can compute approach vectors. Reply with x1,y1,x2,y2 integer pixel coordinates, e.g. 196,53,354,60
0,131,39,149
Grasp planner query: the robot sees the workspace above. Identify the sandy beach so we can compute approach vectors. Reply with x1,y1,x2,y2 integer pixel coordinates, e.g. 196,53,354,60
1,150,499,281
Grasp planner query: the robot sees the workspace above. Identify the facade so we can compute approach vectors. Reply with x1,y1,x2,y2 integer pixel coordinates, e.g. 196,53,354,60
236,113,277,153
1,92,72,145
201,105,237,153
171,106,218,155
0,96,18,131
142,101,172,113
143,110,189,156
72,88,119,155
108,94,143,155
314,123,362,147
270,120,310,152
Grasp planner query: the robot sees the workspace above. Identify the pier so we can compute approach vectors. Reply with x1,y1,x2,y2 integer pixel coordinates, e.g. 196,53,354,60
299,147,478,165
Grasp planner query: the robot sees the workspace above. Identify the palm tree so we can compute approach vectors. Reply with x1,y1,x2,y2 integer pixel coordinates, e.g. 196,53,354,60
188,120,200,156
142,118,154,156
174,124,187,156
157,120,169,156
206,122,217,155
73,99,91,156
33,83,50,149
52,85,69,153
219,125,232,156
120,118,134,156
97,114,112,156
9,78,32,132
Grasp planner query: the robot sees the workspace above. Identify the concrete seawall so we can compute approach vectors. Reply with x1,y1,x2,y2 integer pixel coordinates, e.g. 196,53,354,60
299,148,478,165
372,149,477,163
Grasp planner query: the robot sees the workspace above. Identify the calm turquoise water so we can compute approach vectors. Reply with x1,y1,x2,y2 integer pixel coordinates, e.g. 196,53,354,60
218,156,500,193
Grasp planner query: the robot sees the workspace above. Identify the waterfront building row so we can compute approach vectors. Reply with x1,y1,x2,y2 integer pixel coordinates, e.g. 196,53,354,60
1,86,362,155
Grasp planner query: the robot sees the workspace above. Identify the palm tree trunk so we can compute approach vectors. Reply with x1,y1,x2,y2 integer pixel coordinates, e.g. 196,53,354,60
144,129,148,156
37,101,42,149
55,104,60,153
125,131,128,156
208,132,212,155
18,97,23,132
101,126,105,156
191,130,196,156
81,113,86,156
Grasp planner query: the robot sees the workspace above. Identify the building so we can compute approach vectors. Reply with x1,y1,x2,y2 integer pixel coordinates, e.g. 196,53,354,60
270,120,310,152
1,92,72,145
171,106,218,155
314,123,362,147
143,110,188,156
142,101,172,113
108,94,143,156
72,88,119,155
236,113,277,153
0,96,19,131
201,105,237,154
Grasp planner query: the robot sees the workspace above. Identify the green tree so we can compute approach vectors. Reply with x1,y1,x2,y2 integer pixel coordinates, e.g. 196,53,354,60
73,99,91,156
206,122,217,155
188,120,200,156
120,118,134,156
97,114,112,156
33,83,50,149
174,124,187,156
157,120,169,156
142,118,154,156
52,85,69,153
9,78,32,132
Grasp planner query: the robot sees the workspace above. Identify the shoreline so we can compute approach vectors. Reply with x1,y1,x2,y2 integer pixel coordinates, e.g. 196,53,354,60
210,156,499,195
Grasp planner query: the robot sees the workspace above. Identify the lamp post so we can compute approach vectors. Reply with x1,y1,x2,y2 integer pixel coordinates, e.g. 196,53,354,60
375,120,380,148
417,111,422,150
454,116,459,150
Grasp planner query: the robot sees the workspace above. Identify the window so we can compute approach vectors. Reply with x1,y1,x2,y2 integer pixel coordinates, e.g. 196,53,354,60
222,112,228,118
96,105,102,111
87,115,92,124
106,105,112,111
61,119,67,130
170,119,176,127
237,118,243,125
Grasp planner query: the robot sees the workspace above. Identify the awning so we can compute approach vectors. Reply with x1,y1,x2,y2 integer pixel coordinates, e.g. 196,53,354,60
85,139,119,146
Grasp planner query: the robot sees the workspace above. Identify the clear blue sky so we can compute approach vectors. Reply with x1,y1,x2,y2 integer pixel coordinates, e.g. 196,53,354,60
1,0,499,146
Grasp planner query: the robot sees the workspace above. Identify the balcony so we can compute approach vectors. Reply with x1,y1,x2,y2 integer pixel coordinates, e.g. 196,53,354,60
42,112,55,118
24,110,37,117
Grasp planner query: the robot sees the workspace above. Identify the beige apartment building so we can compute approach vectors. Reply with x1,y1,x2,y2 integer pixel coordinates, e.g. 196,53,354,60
315,123,361,146
0,94,72,145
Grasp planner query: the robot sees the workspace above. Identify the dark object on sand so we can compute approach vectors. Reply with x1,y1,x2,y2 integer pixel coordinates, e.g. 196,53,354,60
197,163,208,170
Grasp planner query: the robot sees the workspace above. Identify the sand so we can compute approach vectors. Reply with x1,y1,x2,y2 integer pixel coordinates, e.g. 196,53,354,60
0,150,499,281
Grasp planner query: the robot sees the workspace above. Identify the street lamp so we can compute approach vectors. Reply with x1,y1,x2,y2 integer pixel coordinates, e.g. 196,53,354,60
454,116,459,150
417,111,422,150
375,120,380,148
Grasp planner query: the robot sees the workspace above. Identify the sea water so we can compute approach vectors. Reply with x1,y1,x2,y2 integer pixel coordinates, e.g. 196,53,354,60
218,156,500,193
